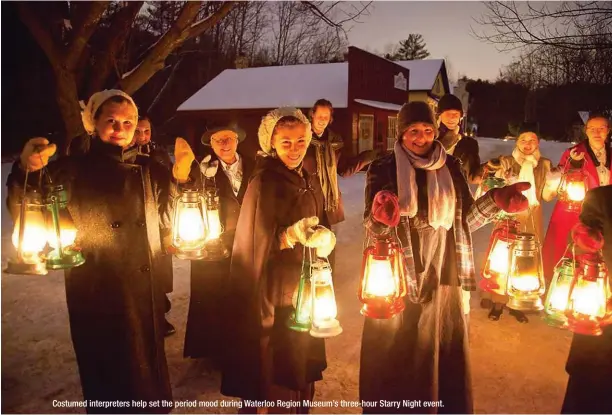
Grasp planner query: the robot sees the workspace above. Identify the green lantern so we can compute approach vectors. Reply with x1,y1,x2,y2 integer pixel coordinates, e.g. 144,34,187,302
288,255,313,332
543,258,574,328
44,184,85,270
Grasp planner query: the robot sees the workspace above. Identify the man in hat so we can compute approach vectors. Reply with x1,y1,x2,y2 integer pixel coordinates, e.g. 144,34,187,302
437,94,482,184
183,122,255,364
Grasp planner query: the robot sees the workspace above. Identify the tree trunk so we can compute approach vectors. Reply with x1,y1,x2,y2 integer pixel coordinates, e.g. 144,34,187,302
54,67,88,155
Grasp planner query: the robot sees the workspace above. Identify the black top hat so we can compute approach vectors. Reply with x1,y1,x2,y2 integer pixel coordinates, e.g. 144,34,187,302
201,122,246,146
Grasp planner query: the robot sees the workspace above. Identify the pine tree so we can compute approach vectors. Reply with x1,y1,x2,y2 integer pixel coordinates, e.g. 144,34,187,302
390,34,430,60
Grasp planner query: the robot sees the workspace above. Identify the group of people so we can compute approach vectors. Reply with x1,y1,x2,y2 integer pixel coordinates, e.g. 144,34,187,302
6,88,611,414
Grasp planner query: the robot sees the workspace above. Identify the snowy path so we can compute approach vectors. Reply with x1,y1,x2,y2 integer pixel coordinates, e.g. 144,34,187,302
2,138,574,413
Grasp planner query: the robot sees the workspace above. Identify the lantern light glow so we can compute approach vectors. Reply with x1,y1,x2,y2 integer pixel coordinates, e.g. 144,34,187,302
310,259,342,338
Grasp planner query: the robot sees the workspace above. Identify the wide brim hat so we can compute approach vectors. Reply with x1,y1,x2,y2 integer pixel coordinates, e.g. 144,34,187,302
201,122,246,145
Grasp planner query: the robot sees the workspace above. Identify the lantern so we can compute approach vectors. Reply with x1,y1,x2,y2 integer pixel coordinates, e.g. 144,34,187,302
543,258,574,328
43,184,85,270
358,235,407,319
480,220,520,295
287,258,313,332
171,187,208,260
309,259,342,338
565,253,612,336
202,188,229,261
6,190,48,275
506,233,546,312
558,168,589,212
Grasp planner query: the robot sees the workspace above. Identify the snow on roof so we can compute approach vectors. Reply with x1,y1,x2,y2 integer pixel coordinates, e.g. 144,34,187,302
178,63,349,111
396,59,444,91
354,99,402,112
178,59,445,111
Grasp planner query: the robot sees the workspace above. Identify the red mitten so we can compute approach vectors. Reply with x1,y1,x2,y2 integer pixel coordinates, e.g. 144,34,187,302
371,190,400,227
571,222,604,252
491,182,531,213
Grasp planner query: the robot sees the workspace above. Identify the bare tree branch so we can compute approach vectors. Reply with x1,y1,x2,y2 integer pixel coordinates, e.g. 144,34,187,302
87,2,144,96
65,1,110,71
17,3,64,67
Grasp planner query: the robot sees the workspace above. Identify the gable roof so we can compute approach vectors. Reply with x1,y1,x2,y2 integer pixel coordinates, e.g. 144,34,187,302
177,58,446,112
396,59,445,91
178,63,349,111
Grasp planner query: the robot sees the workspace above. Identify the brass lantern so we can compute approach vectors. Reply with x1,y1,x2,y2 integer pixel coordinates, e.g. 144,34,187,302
566,253,612,336
543,257,574,328
171,187,208,260
480,220,520,295
506,233,546,312
202,187,229,261
6,190,48,275
558,168,589,212
358,234,407,319
44,184,85,270
309,259,342,338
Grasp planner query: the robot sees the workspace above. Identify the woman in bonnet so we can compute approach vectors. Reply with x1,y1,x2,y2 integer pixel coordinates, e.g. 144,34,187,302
221,107,336,413
6,90,179,413
360,101,530,413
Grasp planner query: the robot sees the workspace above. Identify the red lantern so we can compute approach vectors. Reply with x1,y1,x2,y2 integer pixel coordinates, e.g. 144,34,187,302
358,235,407,319
566,252,612,336
558,168,589,212
480,220,520,295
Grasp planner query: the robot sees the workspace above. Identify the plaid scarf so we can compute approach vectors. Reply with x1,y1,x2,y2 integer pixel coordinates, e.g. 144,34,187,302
311,137,341,212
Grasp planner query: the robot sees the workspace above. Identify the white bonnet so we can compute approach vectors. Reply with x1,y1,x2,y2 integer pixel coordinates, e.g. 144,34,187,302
258,107,312,155
80,89,138,135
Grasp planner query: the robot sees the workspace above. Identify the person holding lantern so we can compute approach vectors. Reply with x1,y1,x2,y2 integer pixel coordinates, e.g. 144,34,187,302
359,101,530,414
560,186,612,414
221,107,336,413
542,113,611,284
479,122,556,322
181,122,255,364
5,90,176,413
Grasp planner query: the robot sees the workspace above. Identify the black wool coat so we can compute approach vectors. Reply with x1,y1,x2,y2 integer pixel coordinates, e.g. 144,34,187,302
184,151,255,359
221,156,328,400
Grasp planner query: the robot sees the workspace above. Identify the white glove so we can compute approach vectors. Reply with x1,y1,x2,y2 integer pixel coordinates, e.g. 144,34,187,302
200,155,219,178
305,226,336,258
285,216,320,247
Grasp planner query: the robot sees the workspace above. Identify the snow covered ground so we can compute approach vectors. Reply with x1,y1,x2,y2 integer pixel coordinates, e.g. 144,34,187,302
1,138,574,414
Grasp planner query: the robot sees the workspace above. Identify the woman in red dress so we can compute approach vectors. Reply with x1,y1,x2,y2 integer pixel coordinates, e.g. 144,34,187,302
542,113,611,281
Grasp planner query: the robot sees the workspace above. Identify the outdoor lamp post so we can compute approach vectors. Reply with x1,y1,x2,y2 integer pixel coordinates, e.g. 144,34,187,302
202,187,229,261
506,233,546,312
543,257,574,328
6,190,48,275
309,258,342,338
358,234,407,319
566,252,612,336
558,169,589,212
171,187,208,260
44,184,85,270
480,220,520,295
